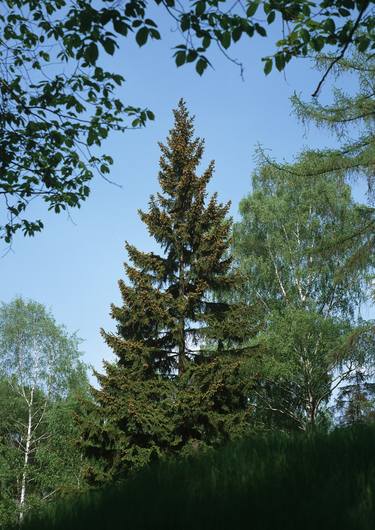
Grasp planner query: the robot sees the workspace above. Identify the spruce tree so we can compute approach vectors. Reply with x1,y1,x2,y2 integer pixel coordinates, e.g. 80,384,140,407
83,100,252,482
336,370,375,426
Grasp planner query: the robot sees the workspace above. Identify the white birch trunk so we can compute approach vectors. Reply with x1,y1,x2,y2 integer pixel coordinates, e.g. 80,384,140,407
19,387,34,522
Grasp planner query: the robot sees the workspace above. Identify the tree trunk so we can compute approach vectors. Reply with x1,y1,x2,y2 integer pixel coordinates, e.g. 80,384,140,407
309,402,317,429
178,253,186,374
19,387,34,522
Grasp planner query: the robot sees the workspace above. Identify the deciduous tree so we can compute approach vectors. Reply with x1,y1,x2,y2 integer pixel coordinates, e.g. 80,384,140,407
291,53,375,281
0,297,88,524
233,155,374,430
2,0,374,242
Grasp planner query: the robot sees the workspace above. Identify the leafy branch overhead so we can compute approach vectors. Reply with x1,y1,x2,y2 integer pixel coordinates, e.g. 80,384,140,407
1,0,373,242
0,0,157,242
164,0,374,80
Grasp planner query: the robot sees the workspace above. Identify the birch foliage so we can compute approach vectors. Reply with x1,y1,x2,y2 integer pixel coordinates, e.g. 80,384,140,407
233,158,374,430
0,297,88,525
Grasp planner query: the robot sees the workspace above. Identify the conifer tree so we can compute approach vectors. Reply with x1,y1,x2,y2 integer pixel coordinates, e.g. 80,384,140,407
291,53,375,285
83,100,252,482
336,370,375,426
292,53,375,201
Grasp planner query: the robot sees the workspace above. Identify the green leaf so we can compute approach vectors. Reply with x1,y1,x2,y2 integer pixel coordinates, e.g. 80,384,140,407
255,24,267,37
84,42,98,64
195,1,206,17
220,32,231,49
324,18,335,34
146,110,155,120
232,27,242,42
136,27,149,46
196,57,207,75
102,38,116,55
145,19,158,28
275,53,285,72
326,35,338,45
244,24,255,37
181,14,190,32
357,36,370,52
175,50,186,67
338,8,351,16
267,11,276,24
300,29,310,43
264,58,272,75
150,29,161,40
302,4,311,16
312,36,324,52
263,2,271,14
100,164,110,174
113,19,129,36
202,34,211,48
186,49,198,63
246,1,259,17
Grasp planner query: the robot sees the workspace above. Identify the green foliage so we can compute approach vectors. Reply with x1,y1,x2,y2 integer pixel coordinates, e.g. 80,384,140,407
81,101,253,483
292,53,375,198
0,297,89,525
334,324,375,425
233,156,374,429
0,297,85,394
0,378,23,527
1,1,374,242
234,153,370,316
0,0,155,242
165,0,375,80
248,309,375,430
15,425,375,530
336,369,375,425
291,53,375,283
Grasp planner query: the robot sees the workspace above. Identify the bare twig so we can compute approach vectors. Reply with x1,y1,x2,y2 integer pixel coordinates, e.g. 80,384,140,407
312,5,369,97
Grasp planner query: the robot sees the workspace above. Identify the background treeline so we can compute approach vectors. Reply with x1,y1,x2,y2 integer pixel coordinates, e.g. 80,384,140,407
1,53,374,527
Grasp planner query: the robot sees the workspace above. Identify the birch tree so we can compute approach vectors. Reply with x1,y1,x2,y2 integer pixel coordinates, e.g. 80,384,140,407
0,297,87,524
233,155,374,430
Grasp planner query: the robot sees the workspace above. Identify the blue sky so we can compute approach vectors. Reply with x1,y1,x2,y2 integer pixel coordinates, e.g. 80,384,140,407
1,13,372,374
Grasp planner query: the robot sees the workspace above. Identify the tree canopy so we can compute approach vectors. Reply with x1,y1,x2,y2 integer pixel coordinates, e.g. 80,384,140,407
290,53,375,290
1,0,374,242
0,0,156,242
0,297,89,524
233,154,374,429
292,53,375,201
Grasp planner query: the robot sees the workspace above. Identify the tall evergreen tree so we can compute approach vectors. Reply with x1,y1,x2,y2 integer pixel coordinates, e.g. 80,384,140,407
335,370,375,425
335,325,375,425
83,101,252,482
